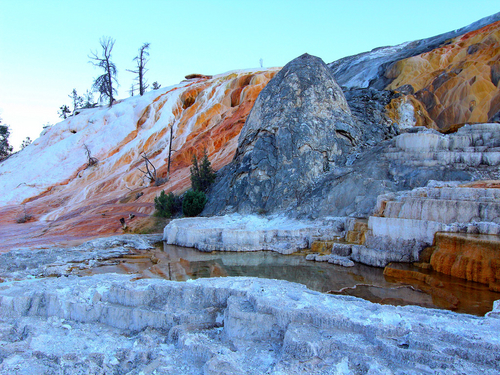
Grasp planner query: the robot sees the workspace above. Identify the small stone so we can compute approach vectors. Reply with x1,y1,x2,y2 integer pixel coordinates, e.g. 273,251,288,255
328,255,355,267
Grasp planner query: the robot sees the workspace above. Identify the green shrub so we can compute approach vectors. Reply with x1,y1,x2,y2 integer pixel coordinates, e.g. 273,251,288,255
190,149,216,192
154,191,182,218
182,189,207,217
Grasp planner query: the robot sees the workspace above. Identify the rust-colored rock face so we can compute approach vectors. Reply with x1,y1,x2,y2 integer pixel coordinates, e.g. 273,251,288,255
0,69,279,252
430,232,500,290
386,21,500,131
383,264,459,310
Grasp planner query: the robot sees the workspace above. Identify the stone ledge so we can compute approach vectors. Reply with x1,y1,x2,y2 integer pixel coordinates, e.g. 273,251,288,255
1,274,499,374
163,214,346,254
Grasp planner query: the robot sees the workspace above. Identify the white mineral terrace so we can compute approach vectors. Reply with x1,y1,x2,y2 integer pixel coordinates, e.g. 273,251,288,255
163,214,347,254
1,273,499,374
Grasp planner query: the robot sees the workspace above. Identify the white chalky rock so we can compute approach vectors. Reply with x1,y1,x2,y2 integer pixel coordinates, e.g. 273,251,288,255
305,253,355,267
328,255,355,267
354,180,500,267
163,214,346,254
0,274,499,374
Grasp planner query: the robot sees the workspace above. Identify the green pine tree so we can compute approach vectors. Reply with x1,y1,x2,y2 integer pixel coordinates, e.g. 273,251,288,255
190,149,216,192
0,118,13,161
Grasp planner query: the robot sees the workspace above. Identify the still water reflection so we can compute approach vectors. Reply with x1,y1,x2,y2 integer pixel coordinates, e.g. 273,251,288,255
77,242,500,316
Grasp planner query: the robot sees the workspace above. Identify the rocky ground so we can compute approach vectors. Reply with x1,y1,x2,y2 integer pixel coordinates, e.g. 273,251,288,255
2,13,500,374
0,235,499,374
163,214,347,254
0,235,161,282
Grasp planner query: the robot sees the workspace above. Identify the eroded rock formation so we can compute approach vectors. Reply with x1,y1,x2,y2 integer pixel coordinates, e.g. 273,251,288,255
163,214,346,254
206,54,362,214
207,117,500,218
1,15,500,372
329,12,500,132
431,232,500,289
387,20,500,131
1,274,500,374
0,69,278,251
2,14,500,250
353,177,500,267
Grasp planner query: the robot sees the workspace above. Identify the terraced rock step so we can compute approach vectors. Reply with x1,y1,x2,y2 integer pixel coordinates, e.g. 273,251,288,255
384,198,500,223
431,232,500,289
384,150,500,167
306,219,366,267
397,124,500,150
383,124,500,168
352,181,500,273
163,215,346,254
1,274,500,374
345,219,368,244
310,241,352,256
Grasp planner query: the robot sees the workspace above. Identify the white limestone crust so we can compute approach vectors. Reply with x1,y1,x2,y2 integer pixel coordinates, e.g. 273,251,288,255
0,274,499,374
163,214,346,254
354,180,500,267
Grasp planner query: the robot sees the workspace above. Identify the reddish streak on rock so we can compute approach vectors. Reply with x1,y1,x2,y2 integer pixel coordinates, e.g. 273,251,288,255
386,20,500,131
430,232,500,287
0,71,278,252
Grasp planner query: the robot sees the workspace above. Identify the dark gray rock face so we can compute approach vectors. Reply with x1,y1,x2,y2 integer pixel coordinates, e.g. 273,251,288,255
328,12,500,89
491,109,500,123
290,142,475,219
205,52,500,219
343,87,400,145
205,54,362,214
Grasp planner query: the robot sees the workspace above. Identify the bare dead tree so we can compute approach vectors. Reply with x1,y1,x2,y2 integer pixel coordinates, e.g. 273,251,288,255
167,126,174,179
84,144,98,168
68,89,83,116
127,43,150,96
89,37,118,107
137,153,157,183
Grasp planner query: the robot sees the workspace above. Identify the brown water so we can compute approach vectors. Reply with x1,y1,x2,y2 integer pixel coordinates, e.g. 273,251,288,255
76,242,500,316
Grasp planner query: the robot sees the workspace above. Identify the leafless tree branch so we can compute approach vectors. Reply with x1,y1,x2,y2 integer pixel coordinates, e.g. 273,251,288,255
84,144,98,168
137,153,157,183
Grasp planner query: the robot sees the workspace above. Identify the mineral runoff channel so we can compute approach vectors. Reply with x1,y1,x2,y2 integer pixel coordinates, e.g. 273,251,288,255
70,242,500,317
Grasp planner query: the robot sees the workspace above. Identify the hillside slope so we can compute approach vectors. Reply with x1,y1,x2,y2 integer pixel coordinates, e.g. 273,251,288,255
2,13,500,251
0,69,278,251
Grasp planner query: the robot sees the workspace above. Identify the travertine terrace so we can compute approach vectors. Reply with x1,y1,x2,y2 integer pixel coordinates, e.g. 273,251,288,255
0,69,278,251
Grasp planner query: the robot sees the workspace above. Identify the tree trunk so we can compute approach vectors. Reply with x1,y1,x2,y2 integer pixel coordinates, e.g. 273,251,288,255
106,59,113,107
167,126,173,179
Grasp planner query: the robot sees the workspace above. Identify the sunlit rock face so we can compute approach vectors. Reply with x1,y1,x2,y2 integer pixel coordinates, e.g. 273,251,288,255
329,12,500,132
386,20,500,131
0,69,278,251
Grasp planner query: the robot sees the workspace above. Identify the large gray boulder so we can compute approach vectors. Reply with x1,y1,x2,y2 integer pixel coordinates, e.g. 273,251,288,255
205,53,361,214
205,53,500,219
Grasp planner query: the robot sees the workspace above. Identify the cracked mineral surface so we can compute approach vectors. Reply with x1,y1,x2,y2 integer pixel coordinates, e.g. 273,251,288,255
0,235,499,374
1,273,500,374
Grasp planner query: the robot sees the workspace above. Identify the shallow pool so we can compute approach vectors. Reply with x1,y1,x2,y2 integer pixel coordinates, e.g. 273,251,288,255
75,242,500,316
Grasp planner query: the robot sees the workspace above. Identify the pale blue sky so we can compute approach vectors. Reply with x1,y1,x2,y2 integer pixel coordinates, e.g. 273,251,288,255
1,0,499,149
